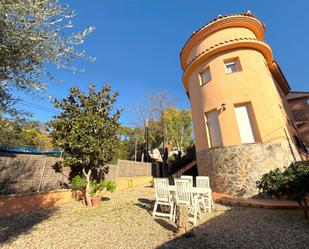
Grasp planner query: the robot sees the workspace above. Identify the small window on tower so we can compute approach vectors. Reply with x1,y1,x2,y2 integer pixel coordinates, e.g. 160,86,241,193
224,58,241,74
199,67,211,86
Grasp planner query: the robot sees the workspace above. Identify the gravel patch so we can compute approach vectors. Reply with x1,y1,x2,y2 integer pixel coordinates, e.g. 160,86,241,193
0,184,308,249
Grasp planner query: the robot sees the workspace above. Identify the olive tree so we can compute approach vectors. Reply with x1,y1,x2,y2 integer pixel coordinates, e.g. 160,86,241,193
0,0,94,118
49,84,121,206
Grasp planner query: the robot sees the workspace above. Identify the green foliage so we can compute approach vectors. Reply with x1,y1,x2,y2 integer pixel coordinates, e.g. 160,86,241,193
163,107,193,151
135,91,193,159
257,161,309,219
0,120,53,149
48,81,122,204
113,126,144,161
90,180,116,197
71,175,87,190
0,0,94,119
49,84,121,174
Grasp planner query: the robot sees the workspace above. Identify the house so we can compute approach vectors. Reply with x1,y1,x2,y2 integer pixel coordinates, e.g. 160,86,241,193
180,12,308,197
287,91,309,151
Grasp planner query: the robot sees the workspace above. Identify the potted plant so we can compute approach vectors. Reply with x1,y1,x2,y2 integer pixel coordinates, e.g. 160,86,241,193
90,180,116,207
71,176,87,205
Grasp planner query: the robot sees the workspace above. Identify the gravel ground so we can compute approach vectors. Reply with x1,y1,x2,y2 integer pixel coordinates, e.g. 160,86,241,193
0,184,308,249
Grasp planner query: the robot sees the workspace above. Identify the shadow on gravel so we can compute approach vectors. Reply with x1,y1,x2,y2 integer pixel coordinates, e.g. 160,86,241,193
156,205,309,249
102,197,110,201
135,198,177,232
136,198,154,213
0,208,56,245
154,218,176,232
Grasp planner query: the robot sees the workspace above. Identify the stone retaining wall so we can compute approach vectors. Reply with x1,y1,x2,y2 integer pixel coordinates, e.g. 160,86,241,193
197,142,300,197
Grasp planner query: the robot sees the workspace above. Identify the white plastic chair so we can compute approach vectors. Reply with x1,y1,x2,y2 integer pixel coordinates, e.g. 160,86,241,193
153,178,174,220
181,175,193,187
174,178,199,226
196,176,213,213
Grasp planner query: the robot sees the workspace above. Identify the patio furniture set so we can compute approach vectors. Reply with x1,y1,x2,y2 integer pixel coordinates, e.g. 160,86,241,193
153,176,213,226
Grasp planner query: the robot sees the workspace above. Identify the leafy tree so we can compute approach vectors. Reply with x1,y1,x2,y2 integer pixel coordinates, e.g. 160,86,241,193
0,119,53,150
49,84,121,206
134,91,193,158
257,161,309,219
134,91,172,151
163,107,193,153
113,126,144,161
0,0,94,118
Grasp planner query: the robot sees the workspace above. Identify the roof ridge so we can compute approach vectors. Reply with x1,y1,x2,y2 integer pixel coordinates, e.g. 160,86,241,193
180,12,265,57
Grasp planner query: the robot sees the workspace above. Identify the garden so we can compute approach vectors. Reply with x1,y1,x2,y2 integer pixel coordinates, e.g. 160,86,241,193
1,183,308,249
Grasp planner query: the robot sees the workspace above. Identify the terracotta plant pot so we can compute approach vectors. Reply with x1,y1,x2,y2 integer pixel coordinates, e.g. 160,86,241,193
91,197,102,207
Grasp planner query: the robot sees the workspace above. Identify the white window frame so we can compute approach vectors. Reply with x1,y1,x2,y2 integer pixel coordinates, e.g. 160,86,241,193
224,58,240,74
199,67,211,86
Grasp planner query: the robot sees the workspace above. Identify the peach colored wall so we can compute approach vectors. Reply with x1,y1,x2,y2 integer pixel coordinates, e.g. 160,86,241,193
187,27,256,65
288,98,309,147
0,190,72,219
188,49,292,152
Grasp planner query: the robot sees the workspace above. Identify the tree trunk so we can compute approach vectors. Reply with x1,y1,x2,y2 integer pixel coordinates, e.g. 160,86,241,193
83,168,92,207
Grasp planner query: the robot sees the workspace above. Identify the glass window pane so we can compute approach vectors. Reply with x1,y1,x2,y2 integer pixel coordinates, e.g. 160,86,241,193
225,62,237,73
200,69,211,85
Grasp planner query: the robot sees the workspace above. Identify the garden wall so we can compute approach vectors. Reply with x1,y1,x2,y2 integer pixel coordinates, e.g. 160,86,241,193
105,160,153,181
0,152,68,195
0,153,155,195
0,189,72,219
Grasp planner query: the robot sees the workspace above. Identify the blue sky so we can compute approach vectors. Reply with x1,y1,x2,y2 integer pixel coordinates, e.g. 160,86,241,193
16,0,309,125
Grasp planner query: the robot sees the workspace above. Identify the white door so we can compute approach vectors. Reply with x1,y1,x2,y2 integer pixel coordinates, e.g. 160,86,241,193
206,110,223,147
235,105,256,143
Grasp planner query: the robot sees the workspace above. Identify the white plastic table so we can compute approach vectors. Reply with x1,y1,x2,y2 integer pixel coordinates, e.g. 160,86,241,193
168,185,211,195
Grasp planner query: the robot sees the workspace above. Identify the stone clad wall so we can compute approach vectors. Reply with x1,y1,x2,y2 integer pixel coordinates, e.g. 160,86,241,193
197,142,300,197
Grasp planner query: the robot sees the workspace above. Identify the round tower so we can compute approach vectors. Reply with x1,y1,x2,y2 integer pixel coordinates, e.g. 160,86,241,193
180,12,301,197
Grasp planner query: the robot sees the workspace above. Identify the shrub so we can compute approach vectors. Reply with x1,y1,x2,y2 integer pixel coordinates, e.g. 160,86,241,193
90,180,116,197
71,176,87,202
257,161,309,219
71,176,87,191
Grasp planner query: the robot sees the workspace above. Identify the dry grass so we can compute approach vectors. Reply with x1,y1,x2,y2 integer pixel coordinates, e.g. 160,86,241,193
0,184,308,249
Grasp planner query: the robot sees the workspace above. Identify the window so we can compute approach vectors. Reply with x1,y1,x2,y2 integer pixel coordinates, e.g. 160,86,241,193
199,67,211,85
224,58,241,74
205,110,223,148
234,104,259,144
